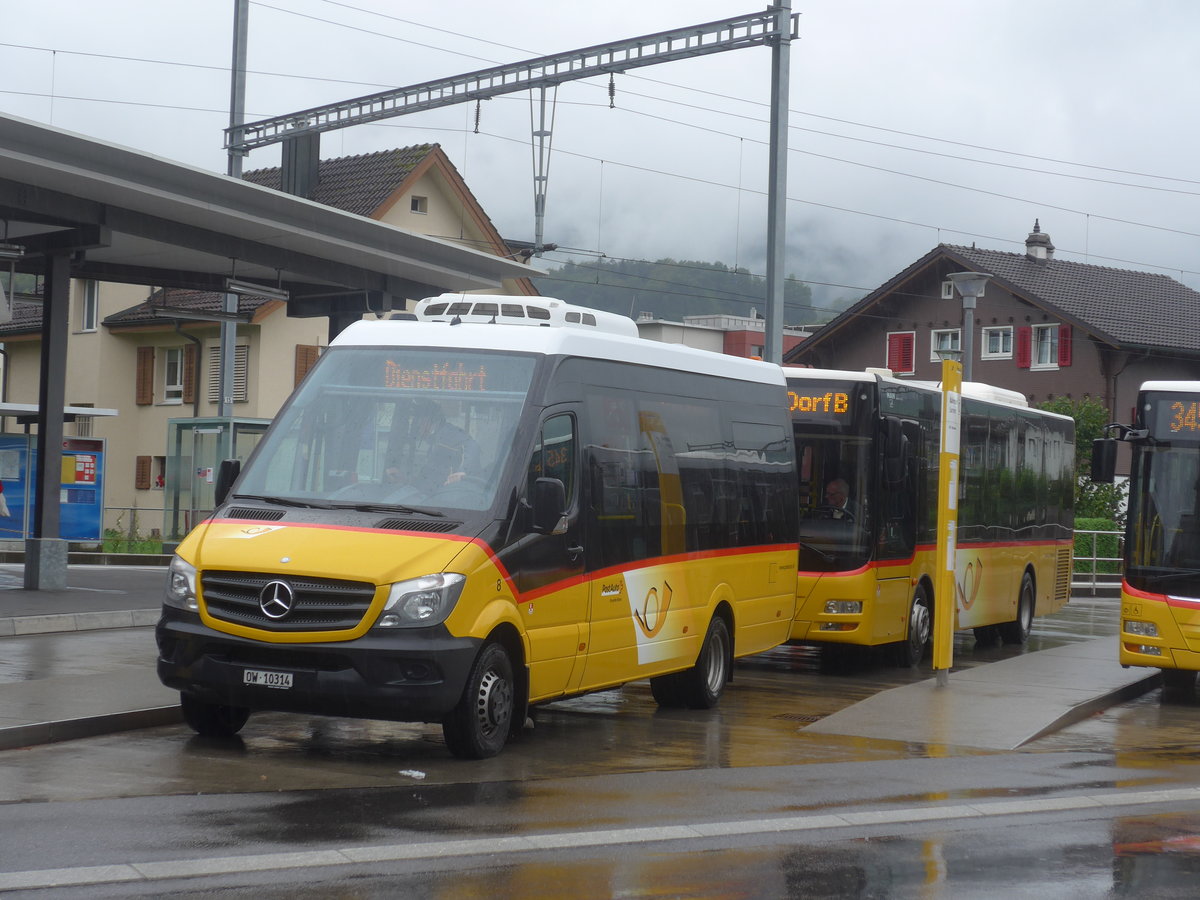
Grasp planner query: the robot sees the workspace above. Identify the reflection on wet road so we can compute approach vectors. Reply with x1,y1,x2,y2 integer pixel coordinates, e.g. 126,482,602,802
0,592,1127,804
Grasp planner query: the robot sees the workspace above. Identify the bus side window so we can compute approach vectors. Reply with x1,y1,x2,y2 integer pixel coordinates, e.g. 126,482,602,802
528,414,576,503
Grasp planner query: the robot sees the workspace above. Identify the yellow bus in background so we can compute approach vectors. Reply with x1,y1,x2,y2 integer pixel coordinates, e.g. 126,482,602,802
157,297,798,758
1094,381,1200,698
784,367,1075,666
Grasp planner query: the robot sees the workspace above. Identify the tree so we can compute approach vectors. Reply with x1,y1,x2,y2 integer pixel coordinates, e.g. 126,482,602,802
533,257,819,324
1038,396,1124,524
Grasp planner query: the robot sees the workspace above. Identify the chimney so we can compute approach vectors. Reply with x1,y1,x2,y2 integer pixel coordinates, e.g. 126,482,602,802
1025,219,1055,261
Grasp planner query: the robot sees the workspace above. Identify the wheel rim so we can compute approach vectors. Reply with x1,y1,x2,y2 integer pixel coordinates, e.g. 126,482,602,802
1021,582,1034,632
909,597,931,656
703,625,729,695
473,666,513,739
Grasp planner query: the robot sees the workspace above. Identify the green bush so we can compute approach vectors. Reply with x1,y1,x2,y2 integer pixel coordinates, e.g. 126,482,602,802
1074,516,1121,574
101,527,163,555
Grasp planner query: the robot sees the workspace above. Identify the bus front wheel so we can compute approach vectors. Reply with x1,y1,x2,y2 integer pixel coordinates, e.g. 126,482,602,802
443,642,515,759
998,573,1034,645
893,585,931,667
1161,669,1198,704
180,692,250,738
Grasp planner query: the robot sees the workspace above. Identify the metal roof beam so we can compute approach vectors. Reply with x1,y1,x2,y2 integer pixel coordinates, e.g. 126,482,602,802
226,8,798,152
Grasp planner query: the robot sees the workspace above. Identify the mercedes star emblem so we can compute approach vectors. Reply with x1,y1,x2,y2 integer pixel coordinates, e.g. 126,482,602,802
258,580,295,620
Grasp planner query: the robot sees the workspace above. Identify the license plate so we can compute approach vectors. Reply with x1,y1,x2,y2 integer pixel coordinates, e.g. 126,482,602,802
243,669,293,690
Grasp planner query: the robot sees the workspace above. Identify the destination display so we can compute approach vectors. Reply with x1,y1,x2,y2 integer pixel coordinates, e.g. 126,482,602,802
1148,392,1200,440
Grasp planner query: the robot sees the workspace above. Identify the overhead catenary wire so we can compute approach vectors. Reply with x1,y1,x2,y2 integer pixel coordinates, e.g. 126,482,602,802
5,10,1200,283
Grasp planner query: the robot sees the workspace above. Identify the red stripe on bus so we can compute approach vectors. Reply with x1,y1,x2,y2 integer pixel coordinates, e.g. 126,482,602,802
208,517,794,606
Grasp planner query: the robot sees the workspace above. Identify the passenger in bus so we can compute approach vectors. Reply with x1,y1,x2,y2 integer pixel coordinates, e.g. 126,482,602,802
823,478,857,521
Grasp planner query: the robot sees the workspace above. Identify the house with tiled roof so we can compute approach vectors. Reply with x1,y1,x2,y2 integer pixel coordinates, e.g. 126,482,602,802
0,145,535,540
784,222,1200,451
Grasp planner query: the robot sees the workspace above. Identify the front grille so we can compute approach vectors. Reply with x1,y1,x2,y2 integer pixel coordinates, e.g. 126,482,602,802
200,570,377,632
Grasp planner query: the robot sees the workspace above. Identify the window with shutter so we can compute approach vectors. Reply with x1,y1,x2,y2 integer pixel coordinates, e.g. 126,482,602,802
135,455,152,490
206,344,250,403
886,332,915,374
135,347,154,405
294,344,320,387
1032,324,1059,369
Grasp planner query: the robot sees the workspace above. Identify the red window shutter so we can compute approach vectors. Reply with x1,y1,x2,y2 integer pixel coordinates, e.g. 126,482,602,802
135,456,152,490
182,344,197,404
1057,324,1072,367
886,333,914,374
1016,326,1032,369
135,347,154,405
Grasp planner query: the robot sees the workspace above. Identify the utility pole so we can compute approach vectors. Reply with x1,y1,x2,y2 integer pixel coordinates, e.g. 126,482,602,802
763,1,792,365
220,0,249,421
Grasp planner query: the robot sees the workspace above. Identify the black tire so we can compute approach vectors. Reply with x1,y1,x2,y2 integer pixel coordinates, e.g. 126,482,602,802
443,642,516,759
677,615,731,709
973,624,1001,648
180,692,250,737
998,573,1035,645
649,671,685,707
1161,668,1198,704
892,584,931,667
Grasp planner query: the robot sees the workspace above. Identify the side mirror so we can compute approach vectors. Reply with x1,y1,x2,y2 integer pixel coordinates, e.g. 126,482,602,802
530,477,567,535
1091,439,1117,483
215,458,241,506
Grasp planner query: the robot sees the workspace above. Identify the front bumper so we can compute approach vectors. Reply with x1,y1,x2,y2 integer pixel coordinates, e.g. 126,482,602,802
155,607,481,723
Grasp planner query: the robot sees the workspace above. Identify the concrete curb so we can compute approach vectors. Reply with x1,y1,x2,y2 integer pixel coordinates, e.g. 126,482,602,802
1018,670,1162,746
0,706,182,752
0,609,160,637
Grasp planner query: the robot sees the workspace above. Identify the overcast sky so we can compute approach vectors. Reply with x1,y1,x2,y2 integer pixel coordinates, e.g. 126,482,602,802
6,1,1200,319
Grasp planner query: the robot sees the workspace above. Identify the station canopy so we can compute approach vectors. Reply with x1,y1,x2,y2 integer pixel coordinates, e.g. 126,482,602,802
0,112,533,309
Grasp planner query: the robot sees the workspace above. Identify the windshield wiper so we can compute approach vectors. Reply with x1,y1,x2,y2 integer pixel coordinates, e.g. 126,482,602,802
330,501,447,518
232,493,335,510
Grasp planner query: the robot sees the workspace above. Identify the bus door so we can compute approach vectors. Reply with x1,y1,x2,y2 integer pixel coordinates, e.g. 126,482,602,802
513,409,590,700
873,416,920,642
579,394,679,690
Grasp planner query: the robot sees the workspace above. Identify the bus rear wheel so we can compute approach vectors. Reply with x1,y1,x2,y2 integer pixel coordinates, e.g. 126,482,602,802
180,692,250,738
998,573,1035,645
653,615,731,709
443,642,515,759
892,585,931,667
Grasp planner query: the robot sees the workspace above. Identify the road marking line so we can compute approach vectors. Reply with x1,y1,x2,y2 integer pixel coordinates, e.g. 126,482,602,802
3,785,1200,891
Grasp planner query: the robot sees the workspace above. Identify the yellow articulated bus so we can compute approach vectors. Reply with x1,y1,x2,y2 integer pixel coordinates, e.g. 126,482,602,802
1093,381,1200,698
157,297,798,758
783,366,1075,665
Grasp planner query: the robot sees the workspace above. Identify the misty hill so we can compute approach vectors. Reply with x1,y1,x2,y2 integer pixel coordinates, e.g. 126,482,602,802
532,258,830,325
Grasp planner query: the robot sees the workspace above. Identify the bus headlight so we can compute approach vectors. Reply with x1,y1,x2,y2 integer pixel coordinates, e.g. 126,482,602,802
1125,620,1158,637
164,555,199,612
824,600,863,615
376,573,465,628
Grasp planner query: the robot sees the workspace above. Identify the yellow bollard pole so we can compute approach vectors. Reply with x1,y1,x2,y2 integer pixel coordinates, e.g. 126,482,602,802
933,357,962,687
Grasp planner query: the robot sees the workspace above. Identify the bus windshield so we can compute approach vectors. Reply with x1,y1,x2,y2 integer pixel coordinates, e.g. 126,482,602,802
234,347,536,513
1127,442,1200,597
787,378,875,571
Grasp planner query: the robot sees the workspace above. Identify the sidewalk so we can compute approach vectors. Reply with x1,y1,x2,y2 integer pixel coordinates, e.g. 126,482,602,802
0,564,179,750
0,565,1161,754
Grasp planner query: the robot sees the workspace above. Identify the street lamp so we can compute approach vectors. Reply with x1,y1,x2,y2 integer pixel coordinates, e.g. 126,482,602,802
946,271,991,382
